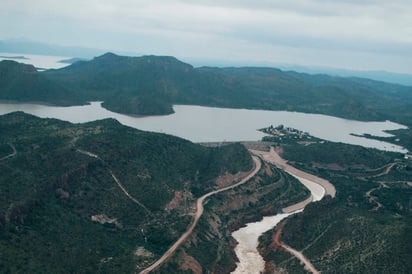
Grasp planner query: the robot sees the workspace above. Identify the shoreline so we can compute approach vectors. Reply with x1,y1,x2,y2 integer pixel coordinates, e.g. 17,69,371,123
282,195,313,213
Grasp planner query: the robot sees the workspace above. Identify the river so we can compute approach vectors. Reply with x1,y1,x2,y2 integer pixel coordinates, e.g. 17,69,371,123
232,150,327,274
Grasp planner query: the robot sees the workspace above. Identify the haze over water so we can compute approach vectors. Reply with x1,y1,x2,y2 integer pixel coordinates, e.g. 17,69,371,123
0,52,69,70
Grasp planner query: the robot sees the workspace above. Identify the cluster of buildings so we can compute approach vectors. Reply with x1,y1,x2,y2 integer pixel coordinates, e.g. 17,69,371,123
260,124,311,140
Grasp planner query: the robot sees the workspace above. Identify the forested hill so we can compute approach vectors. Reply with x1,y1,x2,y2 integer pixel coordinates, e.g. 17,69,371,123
0,60,82,106
1,52,412,125
0,111,252,273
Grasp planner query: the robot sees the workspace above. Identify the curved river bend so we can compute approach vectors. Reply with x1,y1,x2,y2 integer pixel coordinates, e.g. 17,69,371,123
231,175,323,274
231,149,330,274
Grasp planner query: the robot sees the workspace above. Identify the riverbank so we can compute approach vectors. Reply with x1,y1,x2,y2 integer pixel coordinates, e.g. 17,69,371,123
258,141,412,273
250,147,336,198
231,148,336,273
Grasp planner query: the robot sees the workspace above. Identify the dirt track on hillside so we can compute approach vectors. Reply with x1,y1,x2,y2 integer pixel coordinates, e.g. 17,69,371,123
273,224,320,274
139,156,261,274
0,143,16,161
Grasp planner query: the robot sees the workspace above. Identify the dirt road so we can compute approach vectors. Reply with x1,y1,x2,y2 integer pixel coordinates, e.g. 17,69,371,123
0,143,16,161
273,224,320,274
76,149,150,213
139,156,261,274
366,162,397,178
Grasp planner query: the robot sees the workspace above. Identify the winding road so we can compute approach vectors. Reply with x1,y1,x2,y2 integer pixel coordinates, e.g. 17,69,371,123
0,143,17,161
139,155,261,274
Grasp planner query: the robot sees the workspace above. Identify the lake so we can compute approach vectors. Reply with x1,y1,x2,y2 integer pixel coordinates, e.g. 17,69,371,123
0,101,408,153
0,52,70,70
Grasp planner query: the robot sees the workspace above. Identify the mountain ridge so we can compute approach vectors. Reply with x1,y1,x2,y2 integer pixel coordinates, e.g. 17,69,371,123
2,39,412,86
1,52,412,125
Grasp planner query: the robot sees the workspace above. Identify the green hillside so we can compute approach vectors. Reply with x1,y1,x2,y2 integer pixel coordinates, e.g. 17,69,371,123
258,141,412,274
0,112,252,273
0,60,82,105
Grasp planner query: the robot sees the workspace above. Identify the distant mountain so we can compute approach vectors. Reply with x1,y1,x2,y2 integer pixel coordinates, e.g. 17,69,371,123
277,64,412,87
2,38,411,86
0,60,82,105
1,52,412,126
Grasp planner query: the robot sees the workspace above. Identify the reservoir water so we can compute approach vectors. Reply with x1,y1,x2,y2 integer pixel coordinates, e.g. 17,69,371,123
0,52,70,70
0,101,408,153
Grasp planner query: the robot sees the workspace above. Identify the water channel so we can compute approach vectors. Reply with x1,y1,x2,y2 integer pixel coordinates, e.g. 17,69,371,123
231,165,326,273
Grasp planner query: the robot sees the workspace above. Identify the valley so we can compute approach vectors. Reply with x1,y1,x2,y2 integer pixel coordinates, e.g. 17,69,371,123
0,53,411,274
2,1,412,273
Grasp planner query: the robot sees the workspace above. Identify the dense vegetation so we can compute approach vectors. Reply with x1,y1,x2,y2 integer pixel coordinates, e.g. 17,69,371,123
0,112,253,273
259,141,412,273
156,160,310,273
282,141,398,169
1,52,412,126
0,60,82,105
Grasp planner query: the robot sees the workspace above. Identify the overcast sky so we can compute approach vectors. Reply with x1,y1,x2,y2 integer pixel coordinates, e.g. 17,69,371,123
1,0,412,73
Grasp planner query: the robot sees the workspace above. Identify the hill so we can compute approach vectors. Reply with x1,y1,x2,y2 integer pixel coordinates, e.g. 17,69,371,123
0,60,83,105
0,112,253,273
44,53,195,115
258,139,412,273
1,53,412,125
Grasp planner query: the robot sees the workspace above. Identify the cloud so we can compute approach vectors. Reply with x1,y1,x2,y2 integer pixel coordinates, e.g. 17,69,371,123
0,0,411,73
